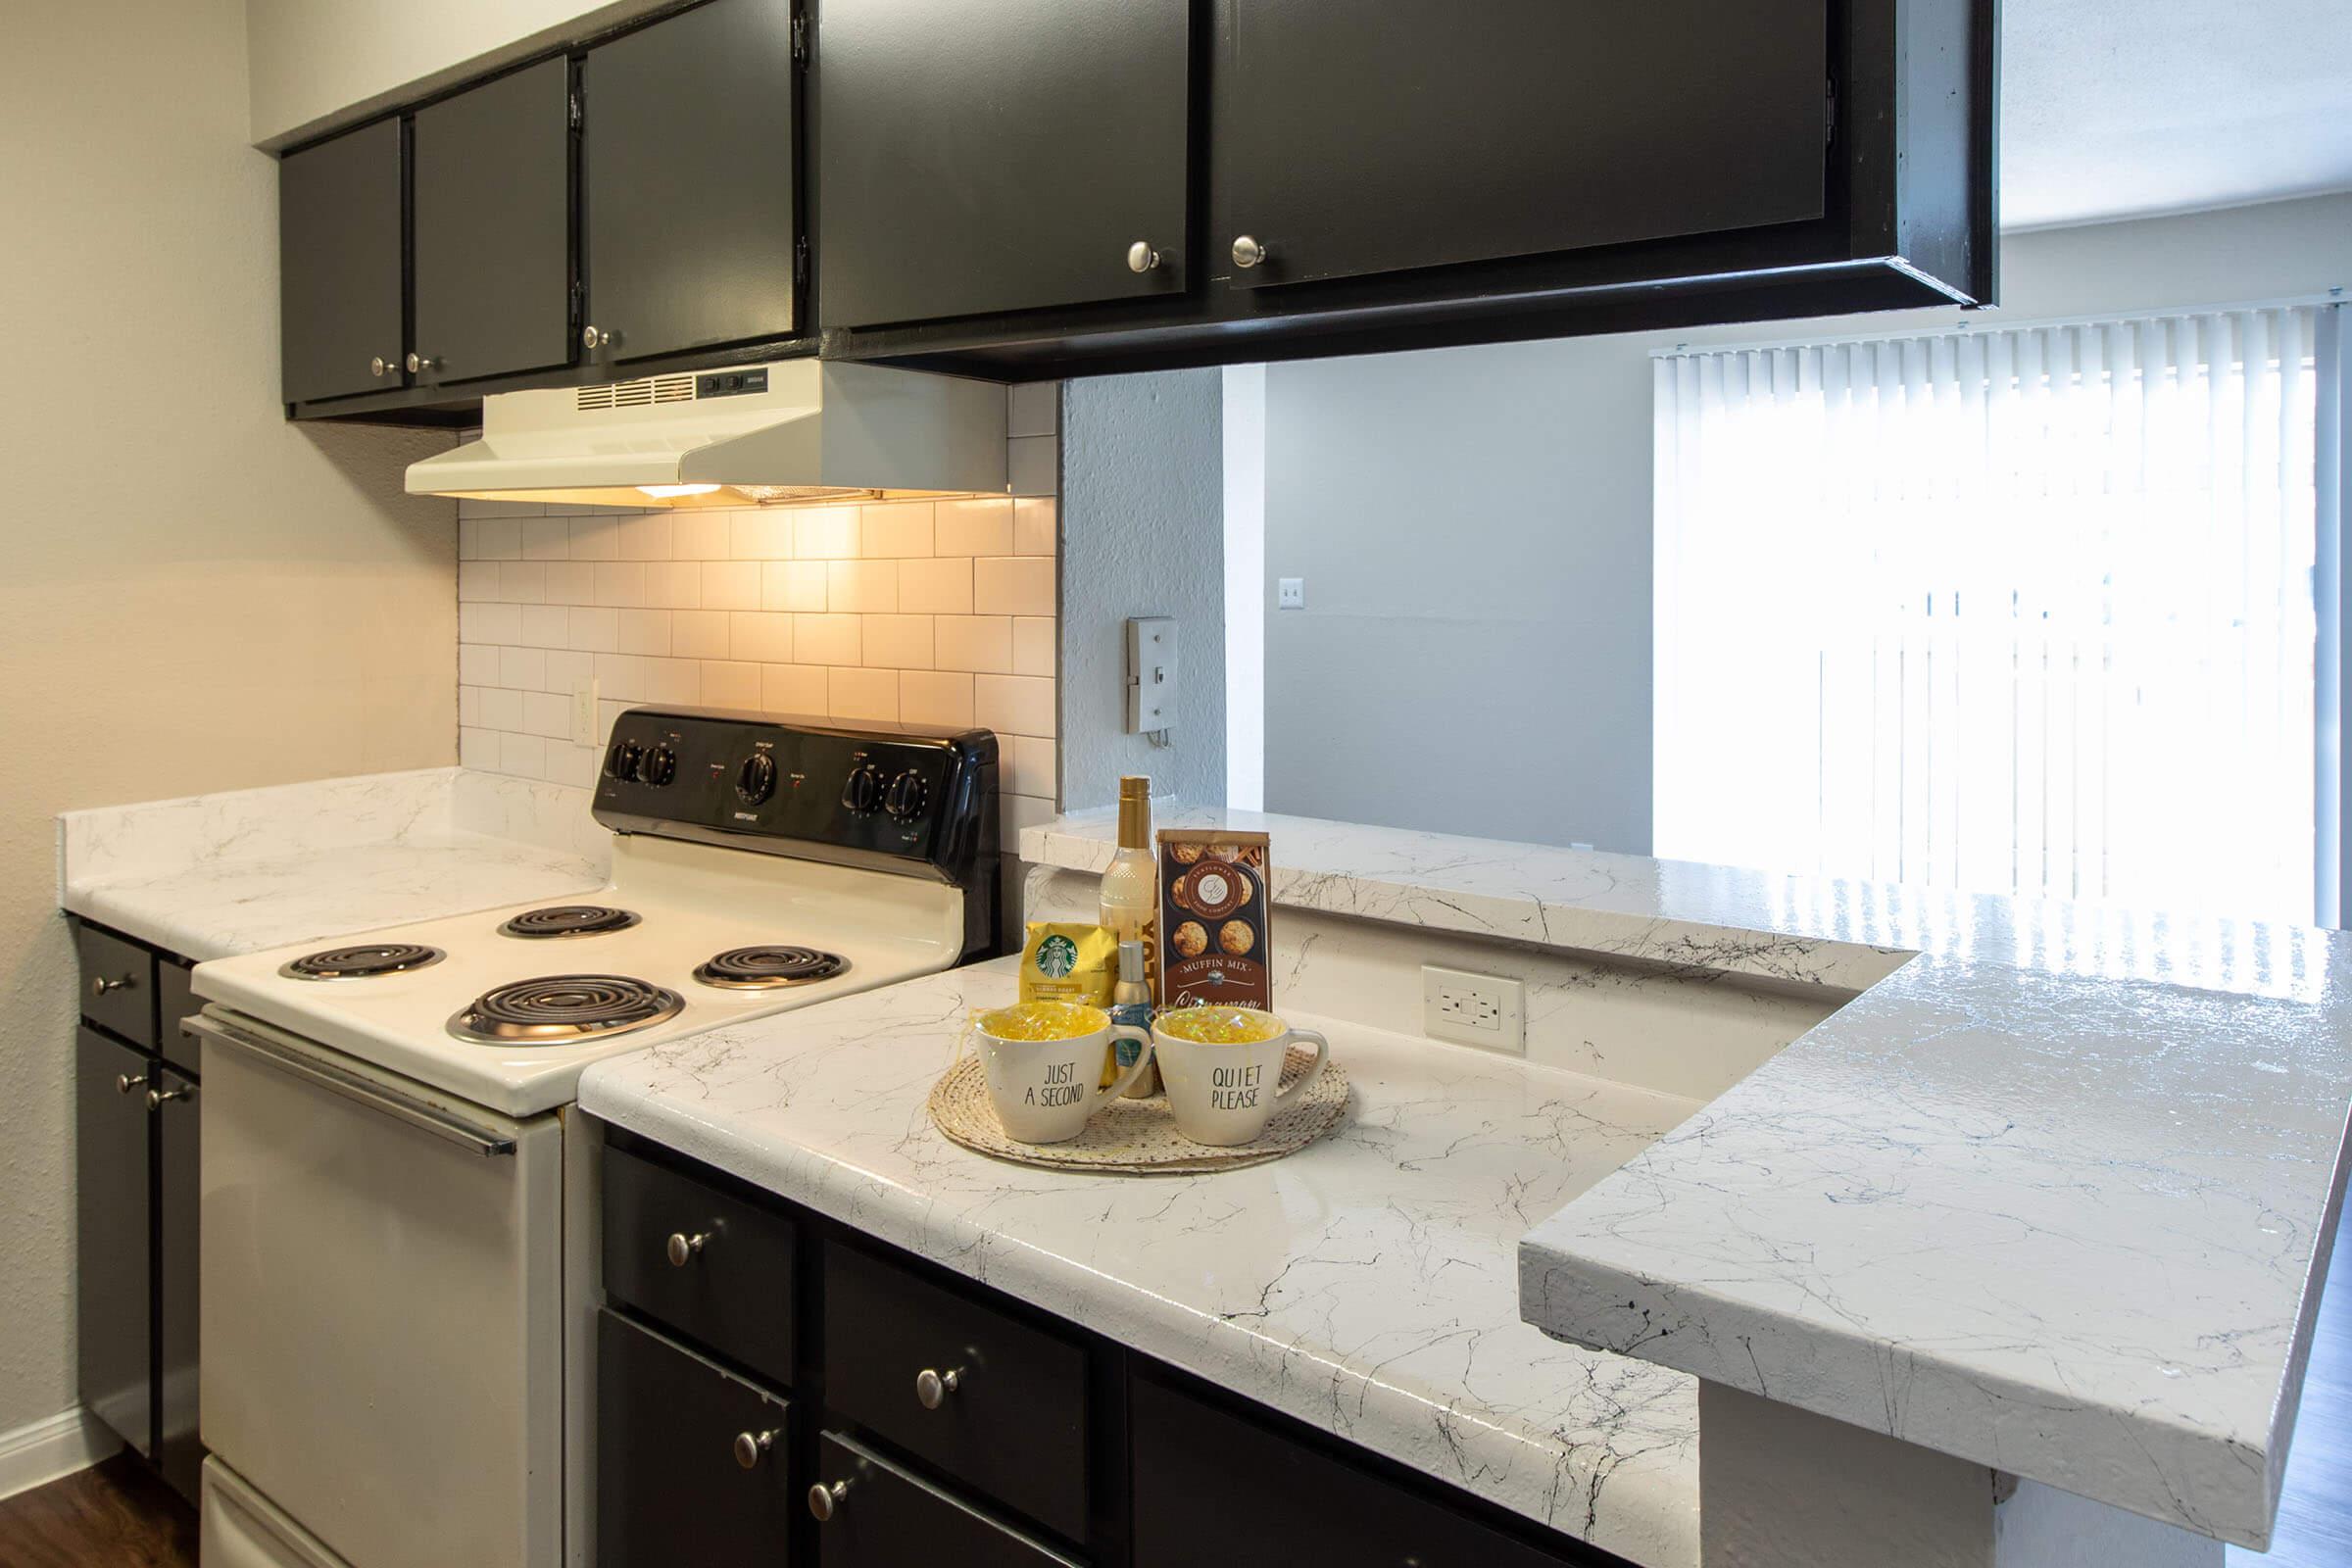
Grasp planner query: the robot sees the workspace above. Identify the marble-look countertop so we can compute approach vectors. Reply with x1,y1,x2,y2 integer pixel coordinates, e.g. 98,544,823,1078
579,958,1708,1568
59,767,608,959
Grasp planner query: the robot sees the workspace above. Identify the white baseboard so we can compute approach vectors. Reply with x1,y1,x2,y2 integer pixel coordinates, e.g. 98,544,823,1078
0,1405,122,1501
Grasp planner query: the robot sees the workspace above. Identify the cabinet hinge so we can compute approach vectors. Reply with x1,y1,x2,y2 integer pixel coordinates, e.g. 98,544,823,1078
795,234,809,284
1824,77,1837,147
569,278,583,328
791,15,808,64
569,92,582,130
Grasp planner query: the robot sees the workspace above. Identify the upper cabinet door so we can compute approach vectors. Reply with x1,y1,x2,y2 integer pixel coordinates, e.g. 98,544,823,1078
412,58,573,385
278,119,403,405
817,0,1190,330
583,0,800,367
1213,0,1830,290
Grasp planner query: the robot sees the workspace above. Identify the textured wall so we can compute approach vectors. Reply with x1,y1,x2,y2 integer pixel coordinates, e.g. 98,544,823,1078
1058,371,1226,810
0,0,457,1441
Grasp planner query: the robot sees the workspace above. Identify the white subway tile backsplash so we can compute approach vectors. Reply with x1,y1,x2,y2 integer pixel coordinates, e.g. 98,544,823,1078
1011,616,1054,677
501,561,547,604
898,558,973,615
524,690,570,739
647,658,702,705
671,610,729,660
701,560,761,612
795,507,860,560
568,514,621,560
461,726,497,768
829,666,899,721
1013,498,1057,557
543,561,594,605
545,648,595,695
592,562,644,608
645,561,701,609
617,609,670,657
860,502,934,558
460,643,499,686
827,559,897,613
795,612,861,666
567,607,620,653
459,561,499,602
500,731,547,777
936,615,1012,673
935,499,1013,557
1007,435,1057,497
730,611,795,663
520,604,570,650
975,673,1054,738
480,686,525,732
461,601,522,646
762,560,827,612
732,510,794,560
468,516,521,560
593,652,645,702
500,646,547,691
673,512,731,562
1005,735,1056,800
761,662,827,714
522,516,571,561
621,514,673,562
861,613,933,669
459,685,482,727
1007,381,1058,440
702,661,761,709
975,557,1054,617
900,669,973,728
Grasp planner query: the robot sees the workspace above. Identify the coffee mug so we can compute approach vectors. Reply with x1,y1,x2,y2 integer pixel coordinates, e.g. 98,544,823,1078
973,1001,1154,1145
1151,1006,1329,1147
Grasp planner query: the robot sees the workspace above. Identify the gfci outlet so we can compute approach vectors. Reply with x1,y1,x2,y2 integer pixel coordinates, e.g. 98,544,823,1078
1422,965,1527,1054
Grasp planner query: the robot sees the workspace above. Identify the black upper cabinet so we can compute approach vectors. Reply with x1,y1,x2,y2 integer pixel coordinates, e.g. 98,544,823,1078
815,0,1190,329
412,58,573,386
583,0,800,366
278,119,404,405
1211,0,1828,291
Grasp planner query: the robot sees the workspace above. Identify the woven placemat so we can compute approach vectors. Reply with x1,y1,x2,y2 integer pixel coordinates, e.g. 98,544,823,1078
927,1044,1350,1174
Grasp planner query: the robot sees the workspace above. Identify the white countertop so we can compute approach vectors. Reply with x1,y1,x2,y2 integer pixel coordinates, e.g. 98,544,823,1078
1030,808,2352,1548
578,957,1708,1568
59,768,608,959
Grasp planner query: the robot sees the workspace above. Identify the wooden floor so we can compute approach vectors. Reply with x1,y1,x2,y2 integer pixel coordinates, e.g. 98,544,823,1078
0,1201,2347,1567
0,1449,193,1568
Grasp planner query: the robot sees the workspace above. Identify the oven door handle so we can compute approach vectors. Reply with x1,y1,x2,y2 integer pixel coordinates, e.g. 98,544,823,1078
188,1013,518,1157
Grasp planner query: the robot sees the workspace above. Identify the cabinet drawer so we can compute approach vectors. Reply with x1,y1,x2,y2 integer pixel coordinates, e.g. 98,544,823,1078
822,1241,1088,1542
602,1145,796,1387
76,922,156,1048
1133,1375,1587,1568
157,956,199,1075
813,1432,1073,1568
598,1311,793,1568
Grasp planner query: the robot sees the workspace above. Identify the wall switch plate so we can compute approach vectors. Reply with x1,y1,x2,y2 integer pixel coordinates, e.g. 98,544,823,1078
1278,577,1304,610
570,677,600,748
1125,616,1175,733
1422,965,1527,1054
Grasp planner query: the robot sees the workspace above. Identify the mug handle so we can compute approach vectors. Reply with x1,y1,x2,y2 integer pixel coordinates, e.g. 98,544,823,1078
1097,1026,1155,1102
1272,1029,1329,1107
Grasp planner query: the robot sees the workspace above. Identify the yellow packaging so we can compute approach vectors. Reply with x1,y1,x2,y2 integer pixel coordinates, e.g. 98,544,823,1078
1018,922,1119,1007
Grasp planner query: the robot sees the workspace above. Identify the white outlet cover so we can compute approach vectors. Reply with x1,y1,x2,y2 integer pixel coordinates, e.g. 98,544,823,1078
1421,964,1528,1054
1278,577,1304,609
1125,615,1175,733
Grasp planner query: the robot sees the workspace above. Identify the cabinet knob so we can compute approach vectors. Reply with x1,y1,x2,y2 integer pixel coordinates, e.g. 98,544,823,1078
147,1084,194,1109
369,356,390,378
665,1230,710,1267
582,325,612,350
1126,241,1162,274
405,352,439,374
807,1480,850,1522
732,1428,779,1469
91,974,134,998
1231,234,1270,270
115,1072,149,1097
914,1366,961,1409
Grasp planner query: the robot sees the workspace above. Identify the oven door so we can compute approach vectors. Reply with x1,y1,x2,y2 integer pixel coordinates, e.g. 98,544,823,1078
194,1007,564,1568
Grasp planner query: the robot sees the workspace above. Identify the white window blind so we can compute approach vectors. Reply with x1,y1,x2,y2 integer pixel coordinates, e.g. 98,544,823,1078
1654,306,2322,922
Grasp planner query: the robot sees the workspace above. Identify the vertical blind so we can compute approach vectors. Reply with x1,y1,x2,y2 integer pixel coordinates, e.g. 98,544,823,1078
1653,306,2322,922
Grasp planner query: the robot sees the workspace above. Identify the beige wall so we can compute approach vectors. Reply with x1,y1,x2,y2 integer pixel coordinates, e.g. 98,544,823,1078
0,0,457,1439
247,0,669,148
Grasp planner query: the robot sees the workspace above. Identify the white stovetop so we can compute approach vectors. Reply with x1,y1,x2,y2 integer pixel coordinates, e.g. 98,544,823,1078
578,958,1709,1568
194,832,968,1116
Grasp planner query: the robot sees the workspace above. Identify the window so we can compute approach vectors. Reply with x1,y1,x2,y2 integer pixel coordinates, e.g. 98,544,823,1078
1653,306,2324,923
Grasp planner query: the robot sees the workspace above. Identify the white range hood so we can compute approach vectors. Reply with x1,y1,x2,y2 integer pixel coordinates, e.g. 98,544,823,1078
406,359,1007,509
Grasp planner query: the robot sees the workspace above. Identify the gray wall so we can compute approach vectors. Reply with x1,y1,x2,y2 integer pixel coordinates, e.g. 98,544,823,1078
1058,369,1227,809
1259,191,2352,855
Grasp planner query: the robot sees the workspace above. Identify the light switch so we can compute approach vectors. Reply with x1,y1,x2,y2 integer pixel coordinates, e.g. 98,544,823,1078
1278,577,1304,610
1125,616,1175,733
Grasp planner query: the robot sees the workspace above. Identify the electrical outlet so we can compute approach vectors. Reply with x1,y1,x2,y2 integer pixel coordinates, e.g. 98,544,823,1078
1125,616,1176,733
1421,965,1527,1054
570,677,600,748
1277,577,1305,610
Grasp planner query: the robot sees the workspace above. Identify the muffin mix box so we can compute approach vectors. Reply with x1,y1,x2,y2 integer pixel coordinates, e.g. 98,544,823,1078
1155,829,1271,1010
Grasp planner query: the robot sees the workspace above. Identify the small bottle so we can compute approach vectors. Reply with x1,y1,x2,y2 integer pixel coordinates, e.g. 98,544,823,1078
1108,940,1155,1095
1100,777,1160,1094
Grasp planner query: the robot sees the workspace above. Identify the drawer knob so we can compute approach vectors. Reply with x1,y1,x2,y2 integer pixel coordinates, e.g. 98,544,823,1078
1126,241,1161,274
808,1480,850,1522
115,1072,149,1097
914,1366,961,1409
583,325,613,350
369,355,390,378
91,974,135,998
405,352,440,374
1231,234,1270,270
147,1083,194,1109
665,1230,710,1267
732,1428,780,1469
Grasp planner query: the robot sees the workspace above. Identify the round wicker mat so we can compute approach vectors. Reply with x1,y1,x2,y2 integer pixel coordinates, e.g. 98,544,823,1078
927,1043,1350,1174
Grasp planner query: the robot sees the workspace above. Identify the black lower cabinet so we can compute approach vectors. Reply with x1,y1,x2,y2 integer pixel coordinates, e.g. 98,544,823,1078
812,1433,1073,1568
598,1310,795,1567
155,1061,201,1499
76,1027,152,1459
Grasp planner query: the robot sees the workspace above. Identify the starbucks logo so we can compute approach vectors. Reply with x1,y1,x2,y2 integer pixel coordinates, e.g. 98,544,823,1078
1036,933,1078,978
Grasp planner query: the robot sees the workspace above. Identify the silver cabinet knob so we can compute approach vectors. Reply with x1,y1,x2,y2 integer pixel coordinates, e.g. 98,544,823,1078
582,325,612,350
733,1428,779,1469
91,974,134,998
808,1480,850,1522
369,355,390,378
665,1230,710,1267
147,1084,194,1109
115,1072,149,1097
914,1367,961,1409
1127,241,1162,273
1231,234,1270,270
405,352,439,374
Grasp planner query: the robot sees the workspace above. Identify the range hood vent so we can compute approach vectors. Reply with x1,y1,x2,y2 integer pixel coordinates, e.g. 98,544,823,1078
407,360,1007,509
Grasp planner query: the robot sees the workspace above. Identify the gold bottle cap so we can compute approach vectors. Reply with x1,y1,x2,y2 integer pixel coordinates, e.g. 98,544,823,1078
1117,775,1152,847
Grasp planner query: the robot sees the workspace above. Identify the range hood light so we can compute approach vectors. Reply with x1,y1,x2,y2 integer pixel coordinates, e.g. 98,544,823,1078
637,483,723,499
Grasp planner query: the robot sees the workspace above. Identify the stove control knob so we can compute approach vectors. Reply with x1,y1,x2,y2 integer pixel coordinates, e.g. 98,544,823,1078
642,744,678,787
606,740,644,781
737,752,777,806
841,763,884,815
884,769,928,821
